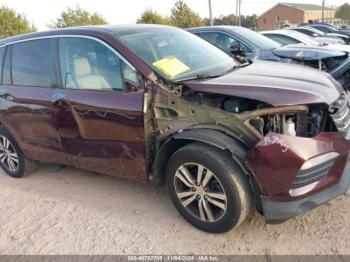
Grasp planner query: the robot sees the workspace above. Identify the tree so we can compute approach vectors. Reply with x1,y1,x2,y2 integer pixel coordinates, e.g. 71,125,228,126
215,14,235,25
241,15,257,29
336,3,350,20
205,14,257,29
49,5,107,28
170,0,205,28
0,6,36,39
137,9,170,25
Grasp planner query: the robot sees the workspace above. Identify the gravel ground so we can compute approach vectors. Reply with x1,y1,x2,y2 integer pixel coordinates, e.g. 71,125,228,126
0,164,349,255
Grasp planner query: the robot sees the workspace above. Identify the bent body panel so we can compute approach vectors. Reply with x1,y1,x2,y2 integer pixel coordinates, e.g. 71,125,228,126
52,89,147,181
246,131,350,202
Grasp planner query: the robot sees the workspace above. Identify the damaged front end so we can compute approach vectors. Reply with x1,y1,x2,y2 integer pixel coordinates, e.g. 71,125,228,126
147,70,350,224
244,94,350,223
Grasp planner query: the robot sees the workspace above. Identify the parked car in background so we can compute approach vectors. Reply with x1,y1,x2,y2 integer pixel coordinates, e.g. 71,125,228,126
291,26,350,45
1,25,350,233
308,24,350,38
261,29,345,46
188,26,350,89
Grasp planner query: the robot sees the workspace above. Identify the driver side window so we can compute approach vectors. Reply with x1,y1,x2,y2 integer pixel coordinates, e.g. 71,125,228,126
59,37,139,91
200,32,252,54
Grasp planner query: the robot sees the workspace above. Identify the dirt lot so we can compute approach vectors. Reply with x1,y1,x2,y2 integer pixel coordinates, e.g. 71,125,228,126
0,163,349,255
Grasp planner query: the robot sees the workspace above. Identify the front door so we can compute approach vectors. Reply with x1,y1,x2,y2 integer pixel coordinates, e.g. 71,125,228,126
54,36,147,181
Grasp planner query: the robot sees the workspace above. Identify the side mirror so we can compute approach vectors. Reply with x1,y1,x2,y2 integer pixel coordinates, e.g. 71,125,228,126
230,45,248,63
230,45,245,57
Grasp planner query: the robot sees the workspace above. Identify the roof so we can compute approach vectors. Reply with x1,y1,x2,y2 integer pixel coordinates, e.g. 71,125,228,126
281,3,334,11
258,2,334,18
0,24,173,46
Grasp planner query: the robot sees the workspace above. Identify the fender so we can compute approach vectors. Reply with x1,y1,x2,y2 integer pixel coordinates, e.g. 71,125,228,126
173,128,248,163
150,128,250,184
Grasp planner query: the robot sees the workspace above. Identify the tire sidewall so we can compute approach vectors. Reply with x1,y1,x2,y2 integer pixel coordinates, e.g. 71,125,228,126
0,126,26,178
166,143,245,233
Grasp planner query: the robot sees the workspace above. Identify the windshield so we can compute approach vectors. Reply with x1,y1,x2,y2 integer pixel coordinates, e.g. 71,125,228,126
286,31,320,45
312,25,337,33
115,27,238,81
233,27,281,50
304,27,325,36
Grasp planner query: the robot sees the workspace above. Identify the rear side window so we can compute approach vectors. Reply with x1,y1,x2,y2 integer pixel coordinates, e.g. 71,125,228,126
12,39,56,87
0,47,5,83
2,46,11,85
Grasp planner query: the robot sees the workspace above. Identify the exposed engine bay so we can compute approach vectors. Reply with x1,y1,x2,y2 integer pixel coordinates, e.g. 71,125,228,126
181,89,337,139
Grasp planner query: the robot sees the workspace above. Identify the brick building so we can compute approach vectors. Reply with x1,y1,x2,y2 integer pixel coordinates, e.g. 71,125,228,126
257,3,335,31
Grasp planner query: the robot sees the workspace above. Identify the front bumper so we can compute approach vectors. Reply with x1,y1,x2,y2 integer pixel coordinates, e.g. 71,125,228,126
261,158,350,224
246,130,350,223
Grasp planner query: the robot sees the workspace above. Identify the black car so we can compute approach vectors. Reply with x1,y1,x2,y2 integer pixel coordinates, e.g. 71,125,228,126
308,24,350,38
291,26,350,45
187,26,350,89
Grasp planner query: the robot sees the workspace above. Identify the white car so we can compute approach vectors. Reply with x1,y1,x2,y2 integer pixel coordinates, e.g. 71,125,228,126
261,29,345,46
290,26,349,45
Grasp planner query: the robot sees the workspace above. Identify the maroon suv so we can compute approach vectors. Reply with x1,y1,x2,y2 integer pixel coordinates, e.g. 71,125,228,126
0,25,349,233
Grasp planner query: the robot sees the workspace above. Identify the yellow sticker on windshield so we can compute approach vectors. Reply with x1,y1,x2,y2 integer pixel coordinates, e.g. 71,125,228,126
152,56,190,79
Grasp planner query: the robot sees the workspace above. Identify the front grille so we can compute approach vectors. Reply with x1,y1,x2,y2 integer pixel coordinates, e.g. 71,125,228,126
290,152,339,189
330,95,350,134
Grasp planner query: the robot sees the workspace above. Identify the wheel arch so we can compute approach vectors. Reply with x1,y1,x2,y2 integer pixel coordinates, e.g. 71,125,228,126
150,128,251,185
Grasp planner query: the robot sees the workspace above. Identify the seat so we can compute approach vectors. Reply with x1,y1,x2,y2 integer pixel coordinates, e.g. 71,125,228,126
216,34,231,51
73,57,112,90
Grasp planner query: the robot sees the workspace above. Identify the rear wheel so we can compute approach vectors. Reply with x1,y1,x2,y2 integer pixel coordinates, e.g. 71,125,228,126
166,142,251,233
0,126,38,178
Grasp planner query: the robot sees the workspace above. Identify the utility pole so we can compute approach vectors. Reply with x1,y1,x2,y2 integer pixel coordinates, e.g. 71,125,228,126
208,0,213,26
238,0,242,26
235,0,239,25
235,0,241,26
322,0,325,23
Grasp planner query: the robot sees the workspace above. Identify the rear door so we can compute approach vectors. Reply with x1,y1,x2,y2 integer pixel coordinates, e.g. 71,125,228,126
53,36,147,181
0,39,63,163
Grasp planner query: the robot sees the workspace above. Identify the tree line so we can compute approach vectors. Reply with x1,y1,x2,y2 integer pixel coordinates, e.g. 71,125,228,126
0,5,108,39
1,1,349,39
136,1,257,29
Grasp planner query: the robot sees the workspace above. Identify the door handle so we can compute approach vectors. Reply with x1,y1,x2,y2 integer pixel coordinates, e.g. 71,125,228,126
2,94,14,101
0,87,14,101
52,92,66,103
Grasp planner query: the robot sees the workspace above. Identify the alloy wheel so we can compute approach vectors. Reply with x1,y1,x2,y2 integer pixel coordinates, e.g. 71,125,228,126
0,136,19,172
174,163,227,222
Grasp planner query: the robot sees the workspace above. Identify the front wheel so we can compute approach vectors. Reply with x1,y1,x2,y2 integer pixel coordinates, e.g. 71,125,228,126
166,142,252,233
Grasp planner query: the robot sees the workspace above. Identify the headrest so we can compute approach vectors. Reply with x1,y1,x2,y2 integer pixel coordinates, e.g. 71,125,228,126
74,57,92,77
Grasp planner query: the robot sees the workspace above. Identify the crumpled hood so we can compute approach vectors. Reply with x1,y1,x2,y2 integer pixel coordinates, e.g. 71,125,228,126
186,60,343,107
273,44,347,60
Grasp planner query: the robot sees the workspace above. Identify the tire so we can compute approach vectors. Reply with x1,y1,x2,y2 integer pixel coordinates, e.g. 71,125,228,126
166,142,252,233
0,126,38,178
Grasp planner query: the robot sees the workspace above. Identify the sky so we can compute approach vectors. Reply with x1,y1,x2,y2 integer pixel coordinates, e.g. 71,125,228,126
0,0,348,30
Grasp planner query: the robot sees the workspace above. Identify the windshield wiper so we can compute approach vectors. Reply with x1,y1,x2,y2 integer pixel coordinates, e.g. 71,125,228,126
176,60,253,83
224,59,253,74
176,74,224,82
